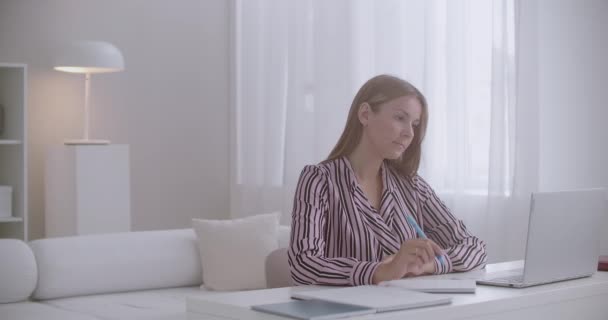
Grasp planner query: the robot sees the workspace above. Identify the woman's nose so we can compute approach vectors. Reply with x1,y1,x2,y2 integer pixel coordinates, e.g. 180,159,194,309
402,123,414,136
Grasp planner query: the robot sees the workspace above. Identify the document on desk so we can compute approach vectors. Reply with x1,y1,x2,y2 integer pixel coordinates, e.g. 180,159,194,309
291,285,451,312
252,299,376,320
379,279,477,293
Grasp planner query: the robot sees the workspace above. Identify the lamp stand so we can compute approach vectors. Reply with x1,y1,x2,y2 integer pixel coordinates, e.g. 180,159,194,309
64,73,110,145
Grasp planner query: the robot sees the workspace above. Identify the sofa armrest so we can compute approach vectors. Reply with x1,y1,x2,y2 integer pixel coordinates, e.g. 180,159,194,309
0,239,37,303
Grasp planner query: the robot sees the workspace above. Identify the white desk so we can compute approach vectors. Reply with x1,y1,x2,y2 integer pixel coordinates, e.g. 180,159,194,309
184,261,608,320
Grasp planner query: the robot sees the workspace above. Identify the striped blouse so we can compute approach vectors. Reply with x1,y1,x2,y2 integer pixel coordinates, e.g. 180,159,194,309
288,157,487,286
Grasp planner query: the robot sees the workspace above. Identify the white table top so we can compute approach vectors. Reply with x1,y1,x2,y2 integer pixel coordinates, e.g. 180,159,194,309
184,261,608,320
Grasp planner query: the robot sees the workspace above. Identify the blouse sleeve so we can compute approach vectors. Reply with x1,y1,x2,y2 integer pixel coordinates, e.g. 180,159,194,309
288,165,381,286
414,176,488,274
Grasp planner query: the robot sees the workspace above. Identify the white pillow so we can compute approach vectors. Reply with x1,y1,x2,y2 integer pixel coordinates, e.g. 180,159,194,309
192,213,280,291
30,229,201,300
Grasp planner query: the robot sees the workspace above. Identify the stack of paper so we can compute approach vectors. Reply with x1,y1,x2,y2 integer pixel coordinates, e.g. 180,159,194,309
379,279,477,293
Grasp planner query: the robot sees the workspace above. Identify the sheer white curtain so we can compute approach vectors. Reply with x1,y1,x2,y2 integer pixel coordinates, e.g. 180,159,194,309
230,0,537,262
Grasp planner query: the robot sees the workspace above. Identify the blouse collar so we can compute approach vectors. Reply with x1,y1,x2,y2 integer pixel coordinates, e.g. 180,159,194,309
340,156,397,195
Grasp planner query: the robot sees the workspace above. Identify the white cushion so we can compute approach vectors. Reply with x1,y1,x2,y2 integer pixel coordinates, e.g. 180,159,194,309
0,239,37,303
192,213,280,291
30,229,202,300
278,225,290,248
0,301,99,320
41,286,219,320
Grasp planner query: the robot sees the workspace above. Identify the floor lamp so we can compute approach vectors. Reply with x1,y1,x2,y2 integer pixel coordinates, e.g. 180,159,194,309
54,41,125,145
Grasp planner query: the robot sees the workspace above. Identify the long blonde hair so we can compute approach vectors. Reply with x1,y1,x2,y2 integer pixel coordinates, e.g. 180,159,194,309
326,74,428,177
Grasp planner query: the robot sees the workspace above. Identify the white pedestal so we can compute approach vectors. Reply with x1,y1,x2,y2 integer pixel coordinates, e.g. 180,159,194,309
45,145,131,237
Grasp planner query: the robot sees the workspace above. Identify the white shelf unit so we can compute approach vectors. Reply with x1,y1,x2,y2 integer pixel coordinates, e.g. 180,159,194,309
0,63,28,240
0,140,22,145
0,217,23,223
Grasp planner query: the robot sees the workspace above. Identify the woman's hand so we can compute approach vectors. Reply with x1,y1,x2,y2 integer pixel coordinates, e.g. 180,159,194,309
372,239,444,284
403,257,437,277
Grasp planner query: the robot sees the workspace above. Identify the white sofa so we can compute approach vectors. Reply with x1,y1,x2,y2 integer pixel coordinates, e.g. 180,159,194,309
0,226,291,320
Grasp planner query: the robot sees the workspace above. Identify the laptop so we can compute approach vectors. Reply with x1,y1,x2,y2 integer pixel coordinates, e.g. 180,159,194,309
478,188,606,288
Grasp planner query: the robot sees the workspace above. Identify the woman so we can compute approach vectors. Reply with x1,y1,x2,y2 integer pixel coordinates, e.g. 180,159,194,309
288,75,487,286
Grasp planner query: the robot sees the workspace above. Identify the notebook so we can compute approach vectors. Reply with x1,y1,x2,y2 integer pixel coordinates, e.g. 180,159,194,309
379,279,477,293
290,285,451,312
599,255,608,271
252,299,376,320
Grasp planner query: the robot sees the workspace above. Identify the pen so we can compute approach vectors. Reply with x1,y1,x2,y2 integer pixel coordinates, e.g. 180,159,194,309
405,215,446,266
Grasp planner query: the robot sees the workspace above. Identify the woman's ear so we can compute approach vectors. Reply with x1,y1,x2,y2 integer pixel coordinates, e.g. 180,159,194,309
357,102,371,127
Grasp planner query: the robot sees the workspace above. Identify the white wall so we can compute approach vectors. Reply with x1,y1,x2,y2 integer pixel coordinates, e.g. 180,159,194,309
1,0,606,246
535,0,608,253
493,0,608,259
0,0,230,239
537,0,608,191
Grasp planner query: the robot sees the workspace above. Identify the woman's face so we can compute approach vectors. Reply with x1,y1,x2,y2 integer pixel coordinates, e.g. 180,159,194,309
361,95,422,160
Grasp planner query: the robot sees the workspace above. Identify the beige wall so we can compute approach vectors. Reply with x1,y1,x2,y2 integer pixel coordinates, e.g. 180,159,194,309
0,0,230,239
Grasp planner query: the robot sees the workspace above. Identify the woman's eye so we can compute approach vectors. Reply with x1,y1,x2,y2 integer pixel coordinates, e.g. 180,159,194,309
395,115,405,121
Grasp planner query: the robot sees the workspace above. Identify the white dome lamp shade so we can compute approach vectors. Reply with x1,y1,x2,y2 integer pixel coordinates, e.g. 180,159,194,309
54,41,125,145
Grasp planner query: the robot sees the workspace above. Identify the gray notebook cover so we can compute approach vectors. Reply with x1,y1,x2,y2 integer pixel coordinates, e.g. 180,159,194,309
251,299,376,320
291,285,452,312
